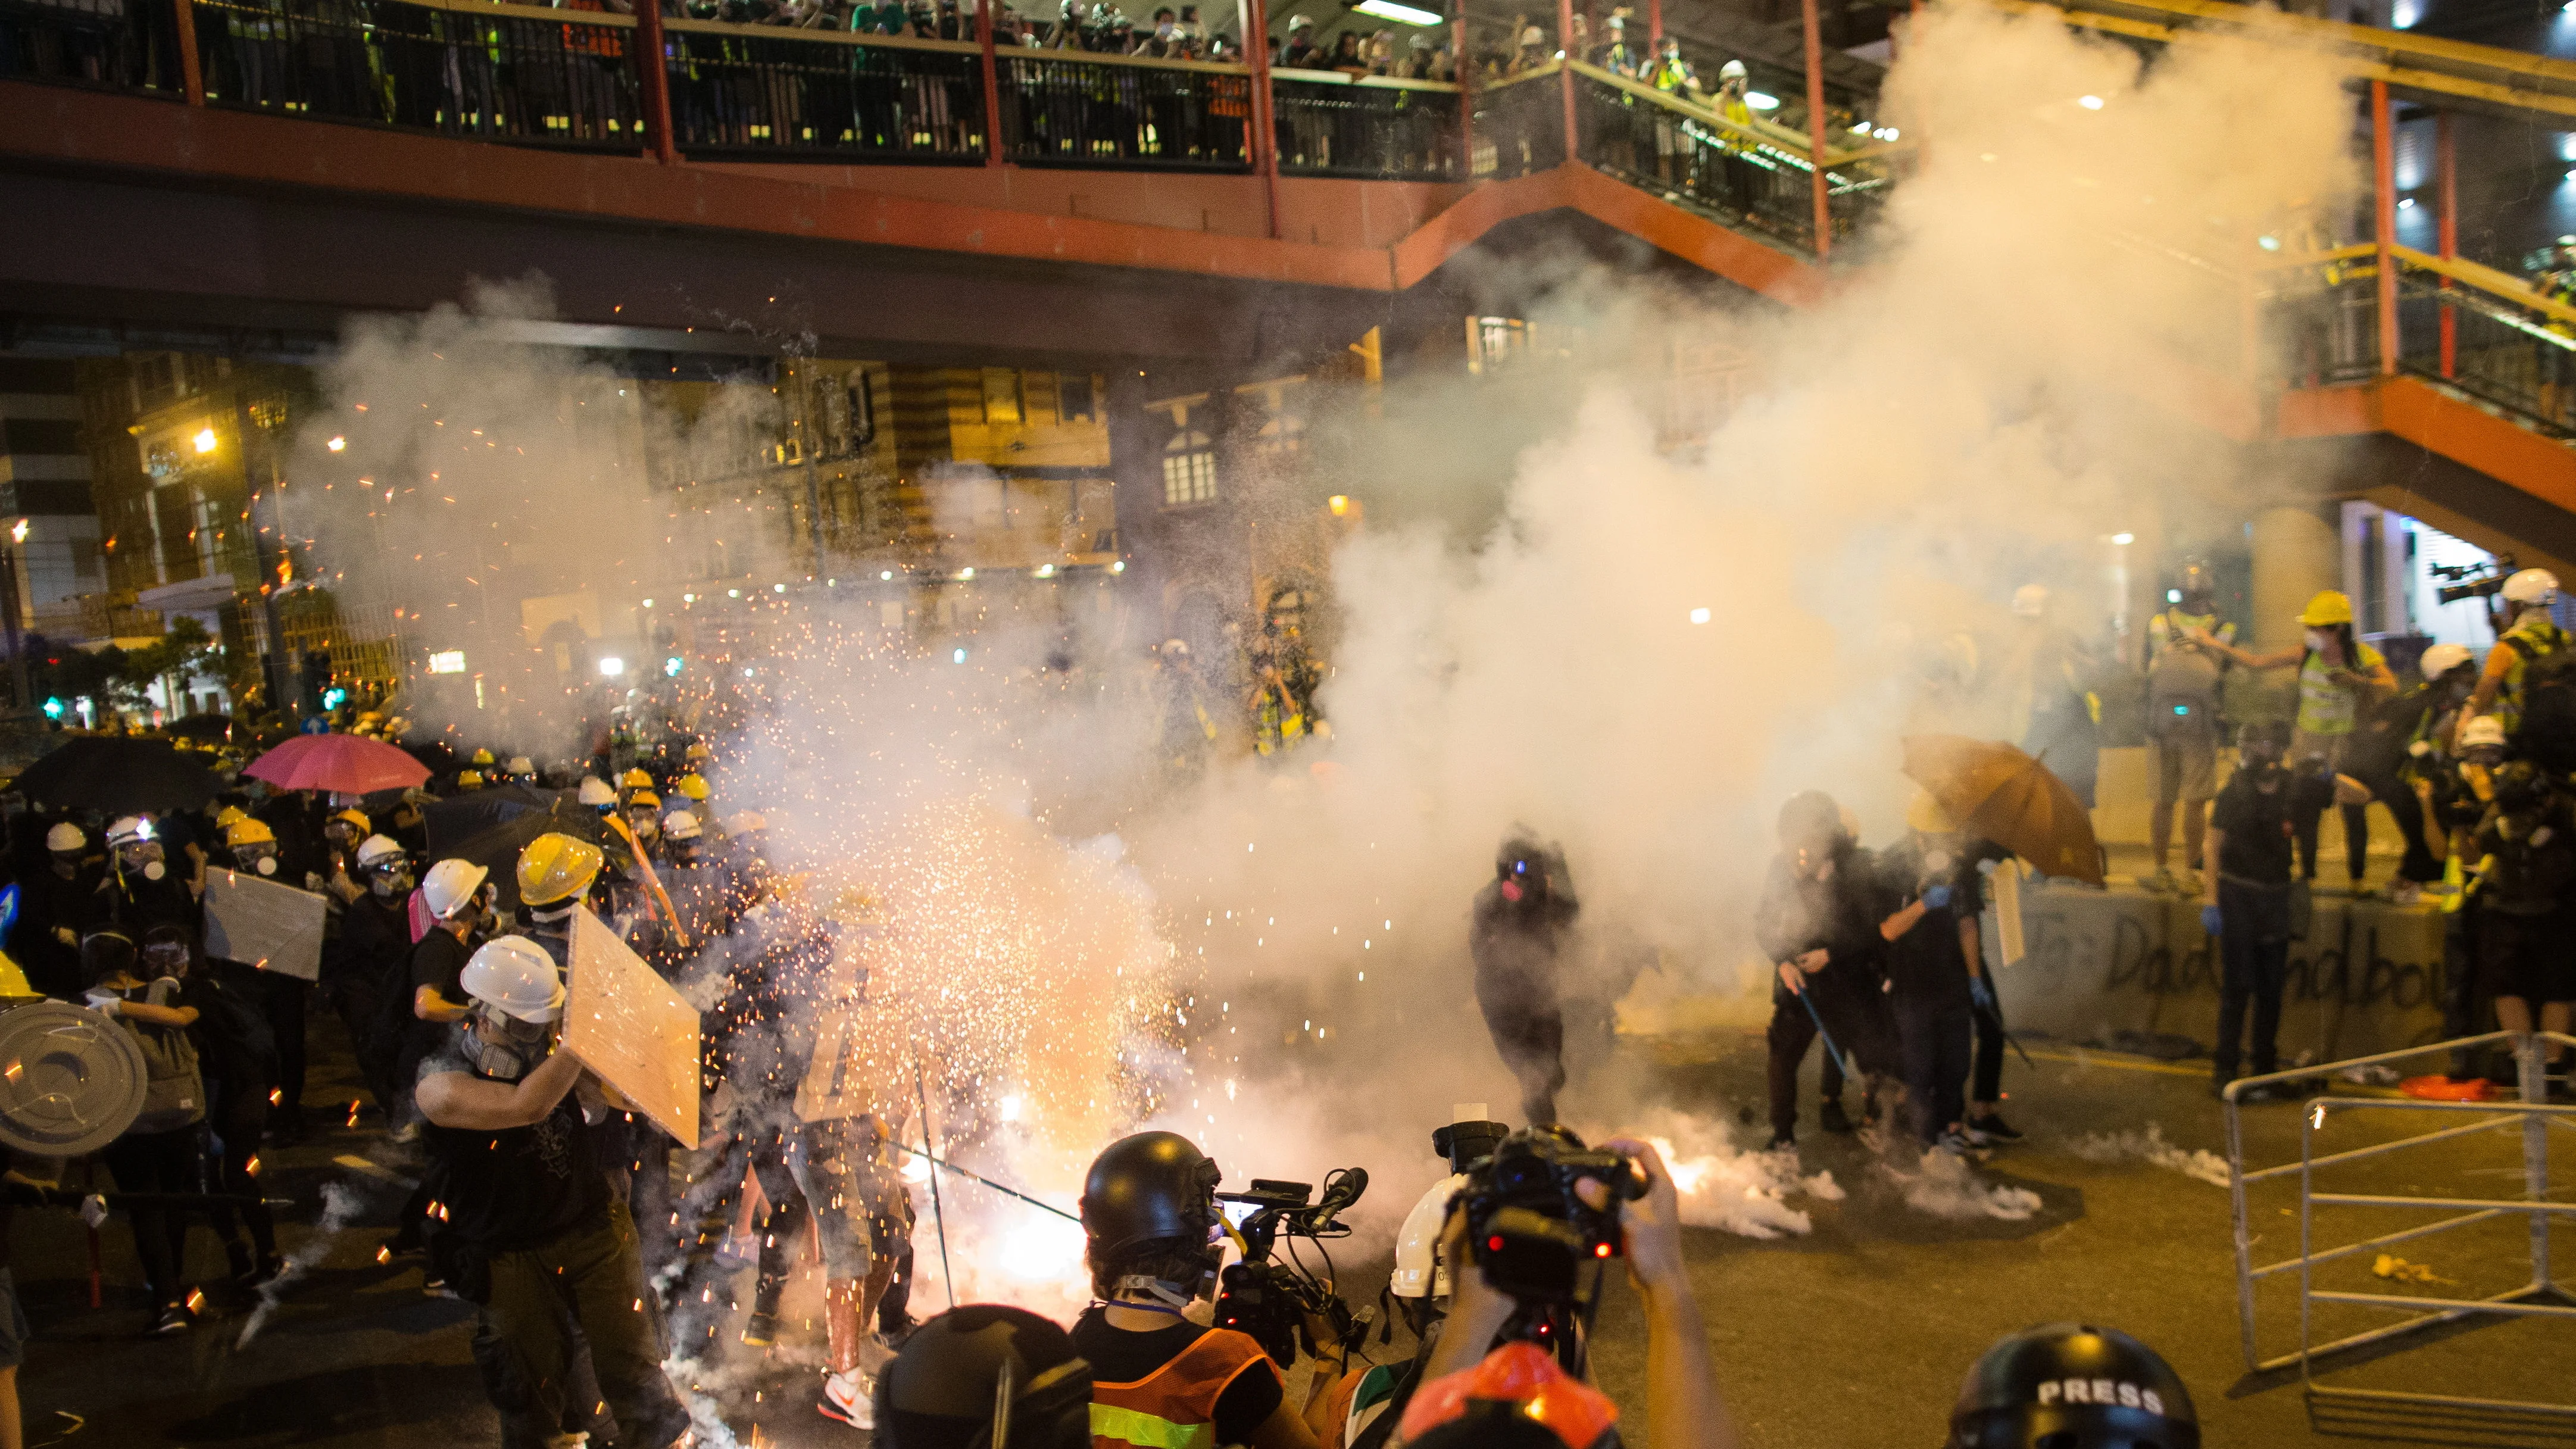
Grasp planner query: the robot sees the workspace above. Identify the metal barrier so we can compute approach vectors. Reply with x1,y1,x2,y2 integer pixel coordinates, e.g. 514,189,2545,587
191,0,644,146
1271,68,1457,182
2225,1031,2575,1417
997,47,1248,170
0,0,183,93
1567,63,1824,253
1470,63,1563,180
663,22,982,160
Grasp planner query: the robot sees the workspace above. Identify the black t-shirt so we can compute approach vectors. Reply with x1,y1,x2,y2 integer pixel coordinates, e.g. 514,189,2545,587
2210,769,2296,886
417,1033,605,1251
1752,844,1887,982
1069,1309,1284,1444
1875,835,1987,1007
409,928,473,1014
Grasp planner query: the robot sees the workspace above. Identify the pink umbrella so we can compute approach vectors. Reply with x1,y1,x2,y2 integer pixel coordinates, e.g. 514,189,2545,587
243,734,432,795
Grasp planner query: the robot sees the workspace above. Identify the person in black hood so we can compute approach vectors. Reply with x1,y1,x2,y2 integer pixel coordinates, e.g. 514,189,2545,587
1469,833,1579,1128
1753,791,1900,1150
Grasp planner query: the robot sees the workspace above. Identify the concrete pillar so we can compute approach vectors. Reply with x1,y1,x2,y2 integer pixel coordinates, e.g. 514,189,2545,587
2252,505,2338,652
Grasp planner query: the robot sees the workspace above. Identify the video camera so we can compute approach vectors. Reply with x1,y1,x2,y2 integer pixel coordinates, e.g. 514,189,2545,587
2434,554,2518,607
1210,1168,1369,1366
1458,1128,1649,1307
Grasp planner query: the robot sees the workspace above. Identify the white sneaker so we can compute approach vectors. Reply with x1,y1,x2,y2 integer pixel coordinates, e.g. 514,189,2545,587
820,1369,874,1429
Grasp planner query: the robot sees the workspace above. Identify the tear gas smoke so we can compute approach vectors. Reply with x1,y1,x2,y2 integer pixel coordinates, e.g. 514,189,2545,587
2069,1122,2234,1187
288,3,2358,1315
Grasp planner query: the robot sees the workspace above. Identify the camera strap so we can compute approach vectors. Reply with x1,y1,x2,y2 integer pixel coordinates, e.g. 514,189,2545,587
1105,1282,1194,1314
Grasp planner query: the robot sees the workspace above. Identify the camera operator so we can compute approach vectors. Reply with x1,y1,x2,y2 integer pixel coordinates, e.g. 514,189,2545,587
1754,791,1898,1148
1469,835,1579,1127
873,1304,1094,1448
1410,1137,1734,1449
1074,1131,1343,1449
1943,1322,2197,1448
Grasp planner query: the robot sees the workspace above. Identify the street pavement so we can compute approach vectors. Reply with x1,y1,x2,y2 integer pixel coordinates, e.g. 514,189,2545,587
11,1013,2571,1448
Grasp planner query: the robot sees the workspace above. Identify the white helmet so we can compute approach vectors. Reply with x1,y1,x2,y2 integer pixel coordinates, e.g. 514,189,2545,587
421,858,491,918
2011,583,2050,617
106,816,153,849
724,810,769,836
2418,642,2472,682
355,835,407,869
2503,568,2560,606
505,755,535,776
1718,57,1747,80
577,776,617,807
1391,1173,1468,1299
45,822,84,852
663,810,702,842
2460,714,2509,750
460,936,564,1023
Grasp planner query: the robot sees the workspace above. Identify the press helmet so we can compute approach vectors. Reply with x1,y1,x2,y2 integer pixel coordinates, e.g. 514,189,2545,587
517,832,604,907
1080,1131,1220,1260
459,935,565,1023
2503,568,2560,607
1944,1323,2196,1448
873,1304,1094,1449
2418,642,2472,682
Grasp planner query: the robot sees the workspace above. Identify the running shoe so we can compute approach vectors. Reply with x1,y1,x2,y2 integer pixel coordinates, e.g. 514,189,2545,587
820,1369,875,1429
741,1311,777,1348
151,1302,190,1336
1966,1111,2024,1143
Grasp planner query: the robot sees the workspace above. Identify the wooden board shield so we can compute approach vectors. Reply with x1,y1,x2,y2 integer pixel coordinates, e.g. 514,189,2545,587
201,870,329,981
561,908,701,1148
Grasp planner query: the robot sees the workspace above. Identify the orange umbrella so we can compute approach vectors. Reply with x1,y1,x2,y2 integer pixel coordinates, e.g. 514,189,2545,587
1901,734,2103,885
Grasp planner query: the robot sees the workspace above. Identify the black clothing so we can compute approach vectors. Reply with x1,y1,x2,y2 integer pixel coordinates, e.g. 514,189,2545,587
1875,836,1985,1011
1469,874,1578,1126
2211,769,2297,886
400,927,474,1084
1896,998,1972,1142
254,973,311,1131
103,1126,206,1306
329,891,412,1109
2478,907,2575,1004
1069,1309,1284,1439
1754,844,1897,1139
18,864,102,997
2213,876,2294,1082
419,1033,608,1260
98,867,197,936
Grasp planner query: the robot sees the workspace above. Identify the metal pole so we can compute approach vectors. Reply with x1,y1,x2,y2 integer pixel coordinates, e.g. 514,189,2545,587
2520,1035,2552,1290
634,0,678,164
2371,78,2397,377
1647,0,1660,44
1801,0,1830,258
916,1062,954,1309
1557,0,1576,163
2227,1094,2262,1370
1453,0,1474,182
235,390,296,717
171,0,204,105
2436,109,2457,379
0,531,32,711
1245,0,1281,239
978,0,1005,167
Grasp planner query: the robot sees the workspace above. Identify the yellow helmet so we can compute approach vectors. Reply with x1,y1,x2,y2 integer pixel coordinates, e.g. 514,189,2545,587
620,768,653,789
675,773,710,801
626,789,661,810
456,770,485,788
331,807,372,835
2297,591,2355,627
685,742,713,761
215,805,248,830
224,817,277,848
517,832,605,907
471,748,496,766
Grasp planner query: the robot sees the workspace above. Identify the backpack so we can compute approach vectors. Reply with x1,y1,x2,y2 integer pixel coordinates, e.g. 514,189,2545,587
2145,647,2221,738
2508,630,2576,772
125,1011,206,1133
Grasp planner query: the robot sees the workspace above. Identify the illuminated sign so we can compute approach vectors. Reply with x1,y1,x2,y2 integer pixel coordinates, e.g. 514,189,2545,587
426,651,467,674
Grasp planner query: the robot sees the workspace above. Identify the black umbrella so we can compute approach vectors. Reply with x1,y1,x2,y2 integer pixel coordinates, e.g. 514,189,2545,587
439,800,626,912
164,714,235,744
422,784,560,854
15,737,218,816
401,738,462,779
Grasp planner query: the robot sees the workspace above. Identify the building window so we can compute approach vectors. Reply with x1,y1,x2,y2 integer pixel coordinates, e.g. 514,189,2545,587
1467,316,1532,375
1163,430,1216,507
1059,373,1098,423
982,369,1023,424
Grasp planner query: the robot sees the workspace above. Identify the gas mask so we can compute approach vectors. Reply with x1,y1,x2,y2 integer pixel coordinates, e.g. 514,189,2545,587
669,840,700,867
470,1004,552,1082
49,851,80,880
236,845,279,877
142,942,189,980
369,866,414,899
627,813,660,841
122,845,166,882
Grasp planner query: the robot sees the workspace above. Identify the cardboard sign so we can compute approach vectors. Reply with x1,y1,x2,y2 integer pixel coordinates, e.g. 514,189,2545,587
797,1006,909,1125
202,870,329,982
561,908,701,1148
1991,857,2027,969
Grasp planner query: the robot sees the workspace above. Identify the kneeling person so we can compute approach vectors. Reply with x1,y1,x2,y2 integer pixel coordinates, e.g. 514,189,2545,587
415,936,692,1449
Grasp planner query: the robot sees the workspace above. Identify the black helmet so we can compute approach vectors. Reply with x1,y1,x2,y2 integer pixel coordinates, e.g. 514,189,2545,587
877,1304,1092,1449
1946,1323,2197,1449
2237,719,2290,761
1777,789,1844,850
1081,1131,1220,1258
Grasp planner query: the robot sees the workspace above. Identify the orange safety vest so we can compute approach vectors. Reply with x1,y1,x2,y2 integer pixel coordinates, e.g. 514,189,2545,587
1090,1328,1272,1449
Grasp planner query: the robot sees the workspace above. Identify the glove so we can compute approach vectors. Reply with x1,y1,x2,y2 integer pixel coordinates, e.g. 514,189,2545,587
1923,885,1952,910
83,991,120,1018
1969,976,1996,1014
2201,904,2222,935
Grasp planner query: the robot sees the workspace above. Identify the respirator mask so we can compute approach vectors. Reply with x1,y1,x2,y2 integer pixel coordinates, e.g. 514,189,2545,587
237,846,279,877
472,1004,552,1083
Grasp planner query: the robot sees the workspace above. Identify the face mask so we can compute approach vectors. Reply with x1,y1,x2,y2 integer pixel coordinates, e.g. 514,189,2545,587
142,860,166,882
632,818,660,840
241,852,277,876
370,870,413,898
471,1006,551,1082
143,945,188,979
2306,630,2330,653
51,853,79,877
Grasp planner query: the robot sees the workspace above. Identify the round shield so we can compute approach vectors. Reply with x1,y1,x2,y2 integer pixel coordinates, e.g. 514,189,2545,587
0,1001,148,1156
